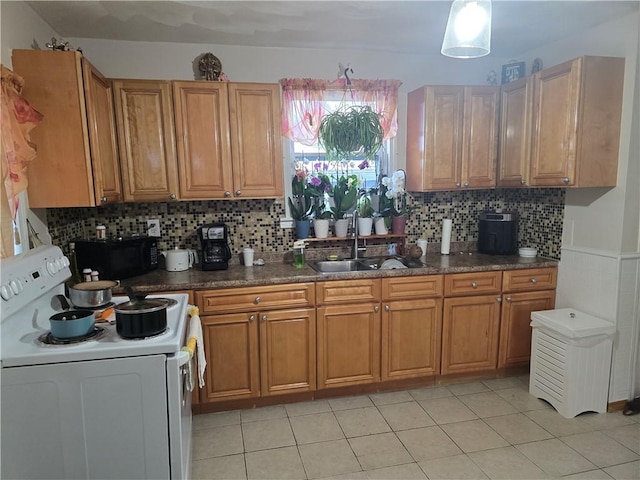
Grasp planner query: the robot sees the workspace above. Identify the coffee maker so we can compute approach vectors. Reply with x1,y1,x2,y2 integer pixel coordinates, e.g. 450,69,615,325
198,223,232,271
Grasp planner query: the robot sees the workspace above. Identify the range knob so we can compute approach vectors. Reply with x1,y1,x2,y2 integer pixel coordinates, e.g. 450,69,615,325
9,279,23,295
46,260,58,275
0,284,14,300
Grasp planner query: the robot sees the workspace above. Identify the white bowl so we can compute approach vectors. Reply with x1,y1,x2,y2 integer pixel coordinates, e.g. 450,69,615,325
519,247,537,257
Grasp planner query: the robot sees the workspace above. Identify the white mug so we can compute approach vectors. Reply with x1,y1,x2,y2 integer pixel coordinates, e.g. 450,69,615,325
243,248,254,266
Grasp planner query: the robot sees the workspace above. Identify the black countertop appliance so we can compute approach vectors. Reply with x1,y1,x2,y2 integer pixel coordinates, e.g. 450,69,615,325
478,211,518,255
198,223,232,270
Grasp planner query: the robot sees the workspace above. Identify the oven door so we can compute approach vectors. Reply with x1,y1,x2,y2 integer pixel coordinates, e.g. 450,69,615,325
167,349,193,479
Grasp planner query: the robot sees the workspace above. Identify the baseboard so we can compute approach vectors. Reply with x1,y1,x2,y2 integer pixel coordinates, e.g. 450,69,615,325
607,399,627,412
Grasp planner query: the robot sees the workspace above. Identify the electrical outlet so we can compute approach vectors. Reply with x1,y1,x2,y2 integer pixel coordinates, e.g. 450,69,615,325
147,219,161,237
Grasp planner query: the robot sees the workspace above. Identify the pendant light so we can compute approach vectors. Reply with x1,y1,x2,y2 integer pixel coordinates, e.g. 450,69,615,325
441,0,492,58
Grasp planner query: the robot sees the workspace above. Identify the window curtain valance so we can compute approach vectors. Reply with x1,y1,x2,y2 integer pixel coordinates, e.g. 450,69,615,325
280,78,402,146
1,65,43,258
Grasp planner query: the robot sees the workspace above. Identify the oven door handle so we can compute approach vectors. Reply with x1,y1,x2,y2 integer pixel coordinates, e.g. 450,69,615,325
177,350,191,367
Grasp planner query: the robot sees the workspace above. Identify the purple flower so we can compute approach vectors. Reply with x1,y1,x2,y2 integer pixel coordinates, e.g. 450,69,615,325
358,160,369,170
314,162,322,172
310,177,322,187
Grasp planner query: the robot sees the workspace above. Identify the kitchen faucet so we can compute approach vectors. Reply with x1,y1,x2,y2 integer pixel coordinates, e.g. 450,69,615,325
351,211,366,259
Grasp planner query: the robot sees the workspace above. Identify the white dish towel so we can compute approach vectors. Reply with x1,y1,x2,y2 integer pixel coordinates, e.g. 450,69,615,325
182,305,207,391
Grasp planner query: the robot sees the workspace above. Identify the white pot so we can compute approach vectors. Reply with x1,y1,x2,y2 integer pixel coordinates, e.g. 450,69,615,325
374,217,388,235
314,219,330,239
334,218,350,238
357,217,373,236
162,248,198,272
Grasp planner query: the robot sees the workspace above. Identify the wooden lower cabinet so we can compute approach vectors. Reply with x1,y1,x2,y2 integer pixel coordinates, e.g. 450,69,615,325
317,303,381,389
196,284,316,403
201,312,260,402
441,294,502,374
260,308,316,396
381,298,442,381
498,291,556,368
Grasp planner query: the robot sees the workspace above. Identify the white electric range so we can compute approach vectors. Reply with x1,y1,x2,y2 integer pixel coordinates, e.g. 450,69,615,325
0,245,192,479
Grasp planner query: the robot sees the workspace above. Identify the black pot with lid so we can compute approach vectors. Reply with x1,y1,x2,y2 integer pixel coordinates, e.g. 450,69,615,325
115,287,168,338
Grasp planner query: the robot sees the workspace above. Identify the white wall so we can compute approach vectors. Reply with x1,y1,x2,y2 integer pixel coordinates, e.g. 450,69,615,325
0,1,59,67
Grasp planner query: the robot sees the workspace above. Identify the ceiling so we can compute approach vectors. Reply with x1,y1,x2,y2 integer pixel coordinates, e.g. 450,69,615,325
25,1,639,58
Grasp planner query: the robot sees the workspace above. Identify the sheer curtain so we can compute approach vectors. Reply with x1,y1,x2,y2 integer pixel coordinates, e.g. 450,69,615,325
1,65,43,258
280,78,402,144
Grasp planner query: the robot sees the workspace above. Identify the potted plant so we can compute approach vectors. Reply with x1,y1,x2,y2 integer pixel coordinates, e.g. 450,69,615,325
330,174,358,237
356,194,374,236
288,169,313,239
318,106,384,161
379,170,416,234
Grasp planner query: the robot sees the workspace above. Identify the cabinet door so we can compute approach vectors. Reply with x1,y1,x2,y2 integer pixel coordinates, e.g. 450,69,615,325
317,303,381,389
82,58,122,205
113,79,180,202
442,295,502,374
461,86,498,189
406,86,464,191
499,290,556,368
530,59,579,186
228,83,283,198
173,81,233,199
498,77,532,187
260,308,316,396
201,312,259,402
381,298,442,381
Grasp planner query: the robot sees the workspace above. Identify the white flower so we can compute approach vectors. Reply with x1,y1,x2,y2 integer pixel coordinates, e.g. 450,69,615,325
381,177,391,187
385,190,395,199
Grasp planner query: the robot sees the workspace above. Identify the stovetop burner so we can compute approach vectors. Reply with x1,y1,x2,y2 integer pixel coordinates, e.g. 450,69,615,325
37,327,106,346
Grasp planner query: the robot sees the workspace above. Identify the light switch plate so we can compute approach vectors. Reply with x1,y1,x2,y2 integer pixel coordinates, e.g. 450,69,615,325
147,219,161,237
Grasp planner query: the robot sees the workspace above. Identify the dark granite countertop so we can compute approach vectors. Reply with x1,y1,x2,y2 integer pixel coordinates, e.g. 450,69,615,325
117,252,558,293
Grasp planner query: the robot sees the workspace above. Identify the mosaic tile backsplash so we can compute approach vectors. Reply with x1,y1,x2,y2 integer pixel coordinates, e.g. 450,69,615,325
47,188,565,260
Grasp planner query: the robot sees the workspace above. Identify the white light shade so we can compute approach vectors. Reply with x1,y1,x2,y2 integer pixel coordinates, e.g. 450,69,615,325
441,0,492,58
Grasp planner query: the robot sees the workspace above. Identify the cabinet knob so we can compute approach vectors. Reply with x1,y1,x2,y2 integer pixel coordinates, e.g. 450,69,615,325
235,190,242,196
497,297,502,303
169,193,176,200
520,179,526,185
464,182,470,187
531,278,537,284
261,314,267,322
249,315,255,322
384,305,390,311
224,191,232,197
562,177,570,185
455,182,461,188
374,305,380,313
506,296,512,302
100,196,107,203
254,296,261,304
471,281,478,288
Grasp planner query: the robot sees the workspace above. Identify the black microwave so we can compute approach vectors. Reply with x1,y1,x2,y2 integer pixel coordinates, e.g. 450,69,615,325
74,236,159,280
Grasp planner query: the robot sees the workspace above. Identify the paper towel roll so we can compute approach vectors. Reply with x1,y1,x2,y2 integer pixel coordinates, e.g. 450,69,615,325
441,219,452,255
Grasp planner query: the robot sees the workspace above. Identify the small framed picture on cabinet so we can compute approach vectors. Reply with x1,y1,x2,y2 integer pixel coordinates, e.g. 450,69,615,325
501,62,525,84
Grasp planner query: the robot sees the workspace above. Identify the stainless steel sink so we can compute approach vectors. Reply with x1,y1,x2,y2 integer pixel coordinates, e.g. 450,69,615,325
310,260,366,273
310,256,426,274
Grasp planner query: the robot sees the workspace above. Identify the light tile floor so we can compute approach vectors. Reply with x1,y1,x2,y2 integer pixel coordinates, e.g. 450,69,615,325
191,376,640,479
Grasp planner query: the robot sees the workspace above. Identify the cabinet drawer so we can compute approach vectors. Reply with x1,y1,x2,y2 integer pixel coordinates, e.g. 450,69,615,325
196,283,315,314
316,279,381,305
444,271,502,297
382,275,443,301
503,268,557,292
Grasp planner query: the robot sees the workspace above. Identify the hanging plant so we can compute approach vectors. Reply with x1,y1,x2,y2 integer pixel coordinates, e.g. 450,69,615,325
318,105,384,160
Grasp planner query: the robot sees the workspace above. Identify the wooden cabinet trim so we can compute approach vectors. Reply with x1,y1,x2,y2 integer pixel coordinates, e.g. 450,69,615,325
444,271,502,296
316,279,381,305
196,283,315,314
381,275,443,300
502,268,557,292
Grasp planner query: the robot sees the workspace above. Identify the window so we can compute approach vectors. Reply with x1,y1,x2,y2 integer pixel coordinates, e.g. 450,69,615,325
280,78,401,218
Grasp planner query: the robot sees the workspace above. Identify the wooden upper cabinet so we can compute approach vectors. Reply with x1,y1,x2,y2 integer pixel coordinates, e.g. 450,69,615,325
497,77,533,187
172,82,283,199
12,50,122,207
173,82,232,199
407,86,498,191
228,83,283,198
113,79,179,202
530,56,624,187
